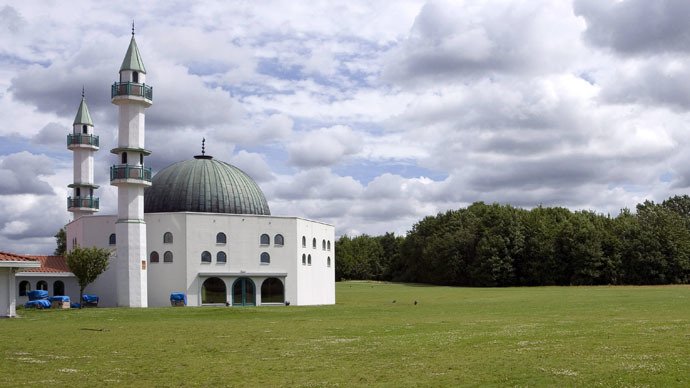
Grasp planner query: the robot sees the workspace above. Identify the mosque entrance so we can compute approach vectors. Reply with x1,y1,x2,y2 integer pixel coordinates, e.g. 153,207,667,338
201,277,227,304
232,277,255,306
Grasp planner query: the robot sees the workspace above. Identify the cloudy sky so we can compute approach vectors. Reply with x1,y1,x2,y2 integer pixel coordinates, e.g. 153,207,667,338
2,0,690,254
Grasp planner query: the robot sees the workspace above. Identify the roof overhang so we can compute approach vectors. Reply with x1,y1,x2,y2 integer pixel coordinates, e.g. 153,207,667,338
198,272,287,277
0,261,41,269
16,272,75,277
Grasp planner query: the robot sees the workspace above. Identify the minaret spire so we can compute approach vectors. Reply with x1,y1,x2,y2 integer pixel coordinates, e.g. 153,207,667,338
202,137,206,155
111,29,152,308
67,90,100,219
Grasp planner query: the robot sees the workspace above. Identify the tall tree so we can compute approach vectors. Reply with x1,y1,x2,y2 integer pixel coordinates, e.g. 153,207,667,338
66,246,111,306
54,228,66,256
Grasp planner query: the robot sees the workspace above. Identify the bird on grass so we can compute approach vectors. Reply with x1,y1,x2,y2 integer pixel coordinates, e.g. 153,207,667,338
414,300,418,305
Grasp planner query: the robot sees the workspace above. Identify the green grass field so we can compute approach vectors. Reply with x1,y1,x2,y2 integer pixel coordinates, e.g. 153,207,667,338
1,282,689,387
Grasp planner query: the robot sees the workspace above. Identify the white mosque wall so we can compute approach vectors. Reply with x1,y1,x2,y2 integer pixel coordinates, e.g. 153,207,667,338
146,213,188,307
65,212,335,307
66,215,119,307
295,218,336,305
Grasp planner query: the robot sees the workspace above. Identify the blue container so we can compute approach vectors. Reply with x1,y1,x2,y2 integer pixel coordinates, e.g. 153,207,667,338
82,294,99,307
24,299,51,309
27,290,49,301
170,292,187,306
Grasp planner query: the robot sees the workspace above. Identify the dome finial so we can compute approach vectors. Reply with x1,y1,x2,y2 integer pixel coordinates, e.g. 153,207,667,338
194,137,212,159
132,20,135,36
81,85,85,98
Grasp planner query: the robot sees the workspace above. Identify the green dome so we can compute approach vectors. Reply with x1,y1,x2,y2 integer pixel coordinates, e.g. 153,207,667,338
144,156,270,215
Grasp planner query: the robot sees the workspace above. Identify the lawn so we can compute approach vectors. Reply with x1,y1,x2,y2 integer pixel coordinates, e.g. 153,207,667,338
1,282,689,387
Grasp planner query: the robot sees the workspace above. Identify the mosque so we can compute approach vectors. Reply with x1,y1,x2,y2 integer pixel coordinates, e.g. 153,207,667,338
1,32,335,316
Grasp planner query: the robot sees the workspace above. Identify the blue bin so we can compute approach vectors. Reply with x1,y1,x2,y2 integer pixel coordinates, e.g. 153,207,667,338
170,292,187,306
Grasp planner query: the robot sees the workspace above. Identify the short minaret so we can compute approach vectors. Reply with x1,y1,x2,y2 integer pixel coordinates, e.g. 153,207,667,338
67,89,100,220
110,26,152,307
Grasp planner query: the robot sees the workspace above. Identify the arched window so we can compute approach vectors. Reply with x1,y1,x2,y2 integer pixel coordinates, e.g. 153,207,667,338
18,281,30,296
322,239,326,250
163,232,173,244
216,232,227,244
327,240,331,250
82,124,88,134
307,254,312,266
260,234,270,245
312,238,317,249
133,71,139,83
261,278,284,304
109,233,116,245
260,252,270,264
275,234,284,246
302,236,306,247
150,251,159,263
302,254,306,265
76,187,81,197
202,277,226,304
37,280,48,291
201,251,212,263
164,251,173,263
53,281,65,296
327,256,332,267
217,251,227,263
121,152,127,164
139,154,143,165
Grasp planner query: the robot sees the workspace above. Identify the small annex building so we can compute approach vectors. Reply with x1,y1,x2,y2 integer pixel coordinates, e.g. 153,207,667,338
1,252,40,317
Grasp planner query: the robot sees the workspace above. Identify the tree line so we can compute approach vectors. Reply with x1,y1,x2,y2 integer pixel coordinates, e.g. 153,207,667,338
335,195,690,286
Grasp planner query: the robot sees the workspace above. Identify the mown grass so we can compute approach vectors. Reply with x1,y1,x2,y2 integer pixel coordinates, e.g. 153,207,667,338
1,282,689,387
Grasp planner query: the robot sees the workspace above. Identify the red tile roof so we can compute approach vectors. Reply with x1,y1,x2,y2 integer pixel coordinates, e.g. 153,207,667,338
23,255,71,273
0,252,70,273
0,252,40,262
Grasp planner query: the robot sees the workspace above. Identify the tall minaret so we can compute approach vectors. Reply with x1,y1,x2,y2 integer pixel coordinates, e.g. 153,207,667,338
110,26,152,307
67,89,99,220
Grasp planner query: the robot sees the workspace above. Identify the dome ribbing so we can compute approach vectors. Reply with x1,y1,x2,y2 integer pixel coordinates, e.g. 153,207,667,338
144,156,270,215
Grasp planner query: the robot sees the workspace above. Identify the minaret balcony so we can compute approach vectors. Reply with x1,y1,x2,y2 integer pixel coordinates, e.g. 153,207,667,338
67,134,99,150
110,164,152,186
67,196,99,211
111,82,153,105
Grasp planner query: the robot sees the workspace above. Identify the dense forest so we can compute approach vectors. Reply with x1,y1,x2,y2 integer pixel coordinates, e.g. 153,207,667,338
335,195,690,286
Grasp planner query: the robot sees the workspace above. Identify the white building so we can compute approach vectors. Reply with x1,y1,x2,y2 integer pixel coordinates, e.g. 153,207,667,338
12,31,335,311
